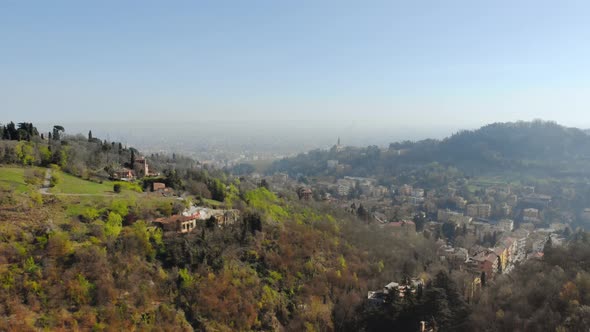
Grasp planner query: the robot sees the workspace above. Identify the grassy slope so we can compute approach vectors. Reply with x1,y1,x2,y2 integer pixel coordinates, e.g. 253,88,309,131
62,194,180,217
51,171,115,194
0,167,28,193
50,171,142,195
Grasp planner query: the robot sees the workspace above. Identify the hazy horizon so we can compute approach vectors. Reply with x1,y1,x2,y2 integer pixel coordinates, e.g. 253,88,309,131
9,118,582,160
28,120,460,155
3,1,590,136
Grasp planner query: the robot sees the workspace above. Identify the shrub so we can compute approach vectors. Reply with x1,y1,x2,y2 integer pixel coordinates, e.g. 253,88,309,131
49,172,61,187
104,212,123,239
81,207,100,222
113,184,121,193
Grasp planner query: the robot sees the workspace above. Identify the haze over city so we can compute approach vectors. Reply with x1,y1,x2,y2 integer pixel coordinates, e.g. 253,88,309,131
3,1,590,154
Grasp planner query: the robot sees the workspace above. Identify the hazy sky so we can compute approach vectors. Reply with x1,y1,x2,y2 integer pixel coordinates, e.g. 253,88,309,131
2,1,590,132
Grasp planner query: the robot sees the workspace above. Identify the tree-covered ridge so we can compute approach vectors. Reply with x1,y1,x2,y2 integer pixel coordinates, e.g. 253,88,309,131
0,121,135,177
269,120,590,179
0,122,39,141
0,121,214,193
435,120,590,167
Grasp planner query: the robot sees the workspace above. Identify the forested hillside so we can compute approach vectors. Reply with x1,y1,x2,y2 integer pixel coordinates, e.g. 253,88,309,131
0,122,462,331
0,171,454,331
269,120,590,179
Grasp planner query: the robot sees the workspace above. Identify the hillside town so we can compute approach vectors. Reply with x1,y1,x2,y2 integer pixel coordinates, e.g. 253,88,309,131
254,140,574,302
116,138,578,305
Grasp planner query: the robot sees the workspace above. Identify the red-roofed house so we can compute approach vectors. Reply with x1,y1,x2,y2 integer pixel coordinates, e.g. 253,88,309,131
153,215,197,233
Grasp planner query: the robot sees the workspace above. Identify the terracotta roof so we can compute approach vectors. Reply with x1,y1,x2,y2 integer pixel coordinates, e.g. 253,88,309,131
153,215,195,224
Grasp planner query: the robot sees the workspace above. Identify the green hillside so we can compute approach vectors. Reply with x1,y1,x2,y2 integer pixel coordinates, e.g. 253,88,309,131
50,171,142,195
0,167,28,192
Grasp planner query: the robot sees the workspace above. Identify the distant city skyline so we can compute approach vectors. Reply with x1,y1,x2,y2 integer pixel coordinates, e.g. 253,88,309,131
3,1,590,132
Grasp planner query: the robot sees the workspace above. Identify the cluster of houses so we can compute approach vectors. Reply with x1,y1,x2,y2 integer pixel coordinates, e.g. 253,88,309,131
334,176,388,198
438,227,565,293
397,184,426,205
274,172,573,301
368,277,425,304
367,276,435,331
152,205,240,233
271,173,570,244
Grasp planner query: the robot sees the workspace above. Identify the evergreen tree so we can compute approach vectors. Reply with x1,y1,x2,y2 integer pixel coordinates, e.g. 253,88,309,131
544,235,554,260
442,222,456,242
5,122,16,140
52,125,64,141
357,204,368,222
413,212,427,232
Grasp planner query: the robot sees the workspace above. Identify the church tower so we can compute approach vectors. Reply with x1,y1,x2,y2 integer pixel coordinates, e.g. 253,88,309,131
335,137,343,152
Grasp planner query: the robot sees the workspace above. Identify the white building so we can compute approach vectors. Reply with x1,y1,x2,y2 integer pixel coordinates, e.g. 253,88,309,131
497,219,514,232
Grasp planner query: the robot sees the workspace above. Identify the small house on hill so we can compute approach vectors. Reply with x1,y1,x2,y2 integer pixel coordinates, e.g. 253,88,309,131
151,206,241,234
152,182,167,192
385,220,416,233
368,277,424,302
113,168,135,181
153,215,197,233
133,156,160,178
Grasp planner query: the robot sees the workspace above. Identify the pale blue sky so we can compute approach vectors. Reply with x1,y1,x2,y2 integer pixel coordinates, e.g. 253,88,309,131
2,0,590,130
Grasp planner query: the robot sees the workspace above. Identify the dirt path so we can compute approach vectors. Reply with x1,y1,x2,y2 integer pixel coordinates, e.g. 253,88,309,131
45,192,116,197
39,168,52,194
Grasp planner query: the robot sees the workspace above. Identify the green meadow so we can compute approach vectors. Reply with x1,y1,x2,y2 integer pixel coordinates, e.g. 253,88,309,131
0,167,28,193
50,171,143,195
